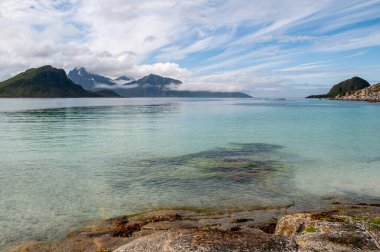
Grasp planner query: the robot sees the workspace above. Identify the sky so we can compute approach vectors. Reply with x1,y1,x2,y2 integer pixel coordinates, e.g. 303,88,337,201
0,0,380,97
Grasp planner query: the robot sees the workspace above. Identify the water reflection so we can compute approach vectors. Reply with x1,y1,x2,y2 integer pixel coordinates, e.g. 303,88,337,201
5,103,177,118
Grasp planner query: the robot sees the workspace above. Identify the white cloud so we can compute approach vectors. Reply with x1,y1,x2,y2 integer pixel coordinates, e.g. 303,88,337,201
175,67,286,96
278,61,332,72
159,36,218,61
314,27,380,52
128,63,191,80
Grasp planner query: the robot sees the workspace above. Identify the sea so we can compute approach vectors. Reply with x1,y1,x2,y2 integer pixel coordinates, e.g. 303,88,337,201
0,98,379,247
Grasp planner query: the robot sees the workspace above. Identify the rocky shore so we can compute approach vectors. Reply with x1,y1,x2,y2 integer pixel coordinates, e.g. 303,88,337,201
4,202,380,252
336,83,380,102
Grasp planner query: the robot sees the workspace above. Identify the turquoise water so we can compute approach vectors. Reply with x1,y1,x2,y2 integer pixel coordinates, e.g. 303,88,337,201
0,98,379,247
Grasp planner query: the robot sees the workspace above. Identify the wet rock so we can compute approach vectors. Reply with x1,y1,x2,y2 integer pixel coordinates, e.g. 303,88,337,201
258,222,277,234
230,218,254,223
110,211,183,237
111,222,142,237
3,211,185,252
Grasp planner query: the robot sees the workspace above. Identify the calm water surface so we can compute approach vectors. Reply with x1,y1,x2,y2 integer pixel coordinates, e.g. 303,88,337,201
0,98,379,247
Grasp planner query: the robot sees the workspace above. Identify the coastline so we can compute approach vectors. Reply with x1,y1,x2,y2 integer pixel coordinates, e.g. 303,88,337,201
3,201,380,252
335,97,380,103
307,97,380,103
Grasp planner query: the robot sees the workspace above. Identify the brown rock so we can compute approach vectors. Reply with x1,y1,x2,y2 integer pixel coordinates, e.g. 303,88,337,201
337,83,380,102
114,228,297,252
5,206,379,252
275,211,380,251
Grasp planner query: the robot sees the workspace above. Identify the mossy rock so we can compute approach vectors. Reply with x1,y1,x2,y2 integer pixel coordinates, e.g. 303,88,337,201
305,225,317,233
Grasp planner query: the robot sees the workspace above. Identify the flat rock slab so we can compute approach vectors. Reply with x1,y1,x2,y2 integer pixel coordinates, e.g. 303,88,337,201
114,228,296,252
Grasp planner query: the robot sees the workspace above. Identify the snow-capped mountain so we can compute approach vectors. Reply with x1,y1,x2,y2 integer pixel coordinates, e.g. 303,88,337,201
68,67,116,90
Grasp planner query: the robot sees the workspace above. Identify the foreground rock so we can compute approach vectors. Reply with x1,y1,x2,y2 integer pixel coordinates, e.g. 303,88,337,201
336,83,380,102
276,210,380,251
3,204,380,252
115,228,295,252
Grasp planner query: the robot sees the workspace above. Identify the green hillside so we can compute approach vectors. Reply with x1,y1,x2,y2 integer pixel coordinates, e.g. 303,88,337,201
0,66,100,98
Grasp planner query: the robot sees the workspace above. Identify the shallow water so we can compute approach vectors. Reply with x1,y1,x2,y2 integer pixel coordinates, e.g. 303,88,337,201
0,98,379,247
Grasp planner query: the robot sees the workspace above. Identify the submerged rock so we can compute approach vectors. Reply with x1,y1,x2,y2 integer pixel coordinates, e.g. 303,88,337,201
140,143,289,186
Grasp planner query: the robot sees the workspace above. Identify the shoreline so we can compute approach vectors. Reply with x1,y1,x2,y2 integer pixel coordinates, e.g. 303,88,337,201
3,201,380,252
306,97,380,103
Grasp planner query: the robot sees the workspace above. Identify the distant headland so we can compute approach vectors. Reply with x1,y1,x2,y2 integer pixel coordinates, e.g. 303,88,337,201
306,76,380,102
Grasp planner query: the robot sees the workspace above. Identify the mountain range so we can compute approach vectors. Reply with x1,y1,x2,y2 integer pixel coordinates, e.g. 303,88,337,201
67,67,134,90
67,67,251,98
0,65,251,98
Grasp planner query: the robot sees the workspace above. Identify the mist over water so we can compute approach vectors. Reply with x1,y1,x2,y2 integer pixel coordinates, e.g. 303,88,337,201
0,98,379,247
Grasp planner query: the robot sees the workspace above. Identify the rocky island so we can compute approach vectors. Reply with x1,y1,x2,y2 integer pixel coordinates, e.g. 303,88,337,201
306,76,380,102
306,76,370,99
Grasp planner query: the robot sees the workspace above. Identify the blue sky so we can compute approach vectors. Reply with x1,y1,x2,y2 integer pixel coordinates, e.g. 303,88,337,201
0,0,380,97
